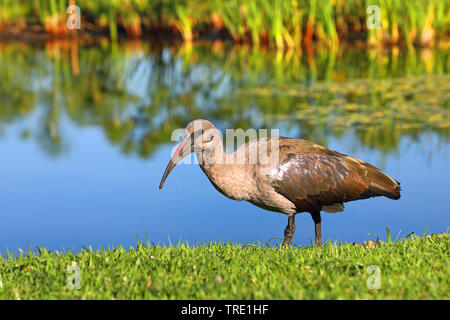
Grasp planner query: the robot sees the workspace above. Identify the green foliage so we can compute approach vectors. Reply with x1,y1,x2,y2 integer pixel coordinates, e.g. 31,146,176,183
0,233,448,299
1,0,449,47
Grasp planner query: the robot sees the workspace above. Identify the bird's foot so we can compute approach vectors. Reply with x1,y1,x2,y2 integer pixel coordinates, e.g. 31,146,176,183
282,215,296,248
282,238,292,247
282,226,295,247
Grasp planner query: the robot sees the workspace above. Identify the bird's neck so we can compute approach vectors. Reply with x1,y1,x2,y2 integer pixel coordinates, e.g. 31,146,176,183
197,147,254,201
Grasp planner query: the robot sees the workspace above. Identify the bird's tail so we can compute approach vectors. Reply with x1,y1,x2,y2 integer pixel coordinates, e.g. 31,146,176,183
365,164,401,200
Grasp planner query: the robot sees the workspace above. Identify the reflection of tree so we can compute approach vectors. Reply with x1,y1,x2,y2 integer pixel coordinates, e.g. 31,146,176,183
0,41,448,159
0,45,36,123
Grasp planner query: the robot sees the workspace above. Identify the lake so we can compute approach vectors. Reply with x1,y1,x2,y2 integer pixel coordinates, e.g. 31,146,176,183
0,40,449,254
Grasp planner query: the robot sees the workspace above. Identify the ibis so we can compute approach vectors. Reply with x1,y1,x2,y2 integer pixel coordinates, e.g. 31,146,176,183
159,119,401,246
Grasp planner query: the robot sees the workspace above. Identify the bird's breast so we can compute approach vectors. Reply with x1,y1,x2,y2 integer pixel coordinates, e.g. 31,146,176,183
200,163,297,214
201,164,253,201
247,173,298,214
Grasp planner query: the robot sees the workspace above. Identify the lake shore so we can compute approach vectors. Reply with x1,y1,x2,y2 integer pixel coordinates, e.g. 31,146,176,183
1,26,449,51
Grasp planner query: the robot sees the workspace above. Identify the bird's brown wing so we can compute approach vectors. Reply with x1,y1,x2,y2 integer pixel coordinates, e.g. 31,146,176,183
271,153,371,214
271,139,400,214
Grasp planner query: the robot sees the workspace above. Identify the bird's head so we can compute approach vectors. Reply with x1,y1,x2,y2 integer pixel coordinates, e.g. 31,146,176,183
159,119,222,189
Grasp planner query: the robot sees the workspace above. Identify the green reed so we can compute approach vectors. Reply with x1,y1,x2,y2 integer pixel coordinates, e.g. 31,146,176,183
0,0,449,48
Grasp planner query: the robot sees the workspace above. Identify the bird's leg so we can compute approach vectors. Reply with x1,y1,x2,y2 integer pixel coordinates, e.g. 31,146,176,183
282,215,296,247
311,212,322,246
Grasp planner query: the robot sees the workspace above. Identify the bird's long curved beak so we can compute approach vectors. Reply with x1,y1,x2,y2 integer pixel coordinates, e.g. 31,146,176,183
159,159,176,189
159,136,191,189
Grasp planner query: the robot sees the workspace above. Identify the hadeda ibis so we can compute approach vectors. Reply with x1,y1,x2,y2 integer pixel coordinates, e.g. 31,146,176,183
159,119,401,246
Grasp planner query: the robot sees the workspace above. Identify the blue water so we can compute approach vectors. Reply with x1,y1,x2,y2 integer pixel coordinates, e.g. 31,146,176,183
0,43,449,254
1,113,448,254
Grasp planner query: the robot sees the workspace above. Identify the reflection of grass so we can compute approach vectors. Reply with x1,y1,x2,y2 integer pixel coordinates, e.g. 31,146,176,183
0,41,448,157
1,0,449,47
0,233,448,299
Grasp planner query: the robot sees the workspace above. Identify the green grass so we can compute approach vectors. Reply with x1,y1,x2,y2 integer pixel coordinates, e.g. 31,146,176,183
0,233,448,299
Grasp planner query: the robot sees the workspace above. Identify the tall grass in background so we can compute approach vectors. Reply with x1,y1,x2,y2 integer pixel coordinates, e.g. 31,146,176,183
0,0,449,47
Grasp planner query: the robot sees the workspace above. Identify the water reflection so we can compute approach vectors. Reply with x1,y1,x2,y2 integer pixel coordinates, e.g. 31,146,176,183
0,40,448,252
0,40,448,158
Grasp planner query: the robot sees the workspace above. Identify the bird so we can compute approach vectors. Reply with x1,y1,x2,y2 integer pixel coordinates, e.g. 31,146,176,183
159,119,401,246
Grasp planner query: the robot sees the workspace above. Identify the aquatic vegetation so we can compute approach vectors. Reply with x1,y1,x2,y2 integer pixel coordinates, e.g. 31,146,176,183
241,74,450,148
0,0,449,48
